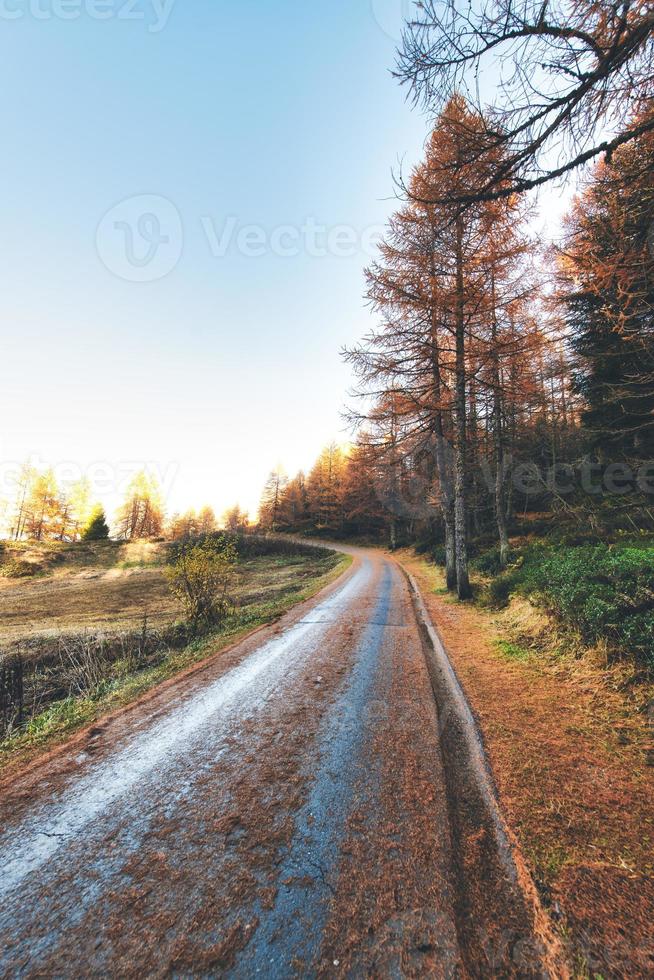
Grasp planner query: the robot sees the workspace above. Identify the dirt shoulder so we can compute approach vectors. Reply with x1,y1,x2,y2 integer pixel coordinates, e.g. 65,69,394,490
397,551,654,979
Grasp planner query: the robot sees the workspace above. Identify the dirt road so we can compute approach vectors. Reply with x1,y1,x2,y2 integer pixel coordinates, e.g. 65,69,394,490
0,548,486,976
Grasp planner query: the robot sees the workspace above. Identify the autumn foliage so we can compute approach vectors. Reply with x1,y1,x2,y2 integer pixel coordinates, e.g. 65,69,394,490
263,95,654,593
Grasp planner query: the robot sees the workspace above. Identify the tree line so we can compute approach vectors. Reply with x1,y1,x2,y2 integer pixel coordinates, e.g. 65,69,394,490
1,466,249,544
260,4,654,600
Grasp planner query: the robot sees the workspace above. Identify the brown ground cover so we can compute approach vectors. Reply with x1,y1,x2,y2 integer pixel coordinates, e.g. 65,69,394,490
0,540,339,654
398,551,654,979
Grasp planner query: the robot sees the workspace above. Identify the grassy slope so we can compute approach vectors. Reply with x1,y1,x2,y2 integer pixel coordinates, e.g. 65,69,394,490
0,543,351,772
0,539,176,646
399,549,654,978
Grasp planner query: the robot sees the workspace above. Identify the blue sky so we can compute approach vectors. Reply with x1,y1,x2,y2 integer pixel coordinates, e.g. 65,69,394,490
0,0,567,521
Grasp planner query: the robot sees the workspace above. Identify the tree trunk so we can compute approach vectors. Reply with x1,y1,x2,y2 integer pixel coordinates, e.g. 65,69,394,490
434,424,457,591
435,428,457,590
495,429,510,569
389,516,397,552
454,215,472,599
429,282,458,593
468,368,482,537
443,497,457,591
490,270,510,569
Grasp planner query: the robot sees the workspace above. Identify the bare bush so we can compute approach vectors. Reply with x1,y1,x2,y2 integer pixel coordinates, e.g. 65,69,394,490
167,538,237,630
0,653,24,738
58,634,109,697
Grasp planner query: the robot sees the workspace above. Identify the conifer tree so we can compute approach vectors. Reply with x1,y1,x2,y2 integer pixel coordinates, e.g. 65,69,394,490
81,505,110,541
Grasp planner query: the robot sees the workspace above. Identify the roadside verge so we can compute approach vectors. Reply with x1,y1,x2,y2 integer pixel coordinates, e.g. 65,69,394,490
401,565,569,979
398,550,654,979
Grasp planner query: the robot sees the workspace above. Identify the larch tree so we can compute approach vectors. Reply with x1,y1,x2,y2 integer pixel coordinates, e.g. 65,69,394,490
24,469,61,541
279,472,309,531
197,505,218,535
348,96,540,593
11,463,36,540
116,471,165,540
397,0,654,202
168,510,198,541
66,478,93,542
259,468,287,532
222,505,249,534
306,444,348,534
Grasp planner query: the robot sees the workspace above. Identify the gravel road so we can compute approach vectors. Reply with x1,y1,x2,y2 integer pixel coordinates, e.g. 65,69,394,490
0,548,465,978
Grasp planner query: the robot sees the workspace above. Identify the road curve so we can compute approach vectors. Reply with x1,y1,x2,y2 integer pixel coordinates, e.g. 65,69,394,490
0,547,465,978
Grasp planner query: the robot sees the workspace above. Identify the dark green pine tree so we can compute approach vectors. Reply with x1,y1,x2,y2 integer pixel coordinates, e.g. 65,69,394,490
562,120,654,462
81,505,110,541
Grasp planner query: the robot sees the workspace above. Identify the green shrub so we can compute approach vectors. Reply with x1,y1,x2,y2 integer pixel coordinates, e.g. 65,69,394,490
167,537,238,631
488,570,522,608
495,640,532,662
472,547,517,576
1,559,41,578
520,544,654,666
432,545,447,567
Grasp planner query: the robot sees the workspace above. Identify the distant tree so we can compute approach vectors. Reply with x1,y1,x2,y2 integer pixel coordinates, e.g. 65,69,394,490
167,510,198,541
278,472,309,530
341,438,391,542
116,471,164,540
222,505,249,534
306,444,347,533
11,463,35,540
24,469,60,541
259,468,287,531
55,489,72,542
81,505,110,541
67,478,93,541
197,505,218,535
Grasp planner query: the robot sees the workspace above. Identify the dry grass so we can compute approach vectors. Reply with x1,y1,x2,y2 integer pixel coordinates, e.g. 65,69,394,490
0,540,173,648
0,541,341,658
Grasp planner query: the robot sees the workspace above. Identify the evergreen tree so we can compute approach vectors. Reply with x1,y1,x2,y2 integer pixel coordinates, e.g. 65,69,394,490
559,118,654,461
81,505,110,541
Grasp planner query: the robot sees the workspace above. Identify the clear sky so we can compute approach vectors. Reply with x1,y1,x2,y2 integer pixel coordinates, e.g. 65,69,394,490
0,0,570,523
